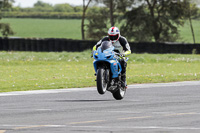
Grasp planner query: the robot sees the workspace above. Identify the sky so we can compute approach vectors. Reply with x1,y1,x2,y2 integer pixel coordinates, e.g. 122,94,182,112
13,0,83,7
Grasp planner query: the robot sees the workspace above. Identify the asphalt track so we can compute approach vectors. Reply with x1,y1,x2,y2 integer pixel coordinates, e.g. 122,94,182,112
0,81,200,133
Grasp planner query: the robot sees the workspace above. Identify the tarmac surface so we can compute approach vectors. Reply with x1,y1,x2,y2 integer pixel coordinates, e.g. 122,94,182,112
0,81,200,133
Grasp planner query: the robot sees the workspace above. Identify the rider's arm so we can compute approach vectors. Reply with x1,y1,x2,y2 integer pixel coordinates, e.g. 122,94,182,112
93,36,110,51
92,37,109,57
119,36,131,56
91,45,97,57
91,40,101,57
93,40,101,51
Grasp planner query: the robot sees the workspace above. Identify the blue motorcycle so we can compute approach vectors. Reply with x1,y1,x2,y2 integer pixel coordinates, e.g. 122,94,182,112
93,41,128,100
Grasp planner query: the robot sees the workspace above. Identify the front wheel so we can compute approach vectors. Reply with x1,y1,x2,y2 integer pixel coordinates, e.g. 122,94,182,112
112,86,126,100
96,68,108,94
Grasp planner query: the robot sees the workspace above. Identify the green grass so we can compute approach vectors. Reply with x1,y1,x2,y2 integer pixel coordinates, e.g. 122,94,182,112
1,18,200,43
0,50,94,92
1,51,200,92
178,19,200,43
1,18,83,39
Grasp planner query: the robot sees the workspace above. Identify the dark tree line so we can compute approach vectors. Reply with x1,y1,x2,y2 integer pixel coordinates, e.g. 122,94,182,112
121,0,198,42
0,0,199,43
86,0,199,43
86,0,134,40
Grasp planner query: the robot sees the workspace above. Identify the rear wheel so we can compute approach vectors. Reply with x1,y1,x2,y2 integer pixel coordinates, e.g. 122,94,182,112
112,86,126,100
97,68,108,94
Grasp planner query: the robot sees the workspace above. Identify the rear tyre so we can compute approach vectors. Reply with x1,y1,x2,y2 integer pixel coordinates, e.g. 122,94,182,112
112,86,126,100
97,68,107,94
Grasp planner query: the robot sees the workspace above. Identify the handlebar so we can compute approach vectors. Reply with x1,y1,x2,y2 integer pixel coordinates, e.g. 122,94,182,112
115,53,124,58
115,52,129,62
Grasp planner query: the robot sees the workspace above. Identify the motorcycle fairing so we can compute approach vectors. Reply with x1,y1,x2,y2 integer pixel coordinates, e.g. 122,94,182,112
93,46,122,78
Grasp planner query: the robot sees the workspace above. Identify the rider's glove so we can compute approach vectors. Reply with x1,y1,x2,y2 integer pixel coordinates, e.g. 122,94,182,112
91,45,97,58
91,50,95,58
124,51,131,57
91,51,94,58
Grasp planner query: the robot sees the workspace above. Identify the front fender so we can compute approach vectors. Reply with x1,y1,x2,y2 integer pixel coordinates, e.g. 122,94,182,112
93,59,121,78
93,60,110,73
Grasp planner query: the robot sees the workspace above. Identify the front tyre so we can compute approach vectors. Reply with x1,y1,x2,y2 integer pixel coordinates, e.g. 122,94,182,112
97,68,108,94
112,86,126,100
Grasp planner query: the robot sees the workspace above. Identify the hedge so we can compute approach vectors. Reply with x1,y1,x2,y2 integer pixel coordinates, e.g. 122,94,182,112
3,11,82,19
0,38,200,54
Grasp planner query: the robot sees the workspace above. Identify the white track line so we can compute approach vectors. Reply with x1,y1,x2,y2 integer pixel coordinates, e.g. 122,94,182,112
0,87,95,97
71,125,200,130
129,81,200,88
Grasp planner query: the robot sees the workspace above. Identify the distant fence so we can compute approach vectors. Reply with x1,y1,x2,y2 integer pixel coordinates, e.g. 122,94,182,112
0,38,200,54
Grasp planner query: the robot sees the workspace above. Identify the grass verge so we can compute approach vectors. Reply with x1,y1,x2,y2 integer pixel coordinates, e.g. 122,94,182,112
1,18,200,43
0,51,200,92
1,18,83,39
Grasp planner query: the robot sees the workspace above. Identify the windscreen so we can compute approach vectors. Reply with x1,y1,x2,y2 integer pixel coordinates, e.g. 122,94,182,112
101,41,112,51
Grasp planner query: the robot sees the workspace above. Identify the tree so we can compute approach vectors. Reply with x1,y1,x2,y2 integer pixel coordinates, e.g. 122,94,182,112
34,1,51,7
34,1,53,12
97,0,115,26
184,1,198,43
94,0,134,27
74,6,83,12
54,4,74,12
86,0,134,40
121,0,196,42
86,7,110,40
81,0,92,40
0,0,14,37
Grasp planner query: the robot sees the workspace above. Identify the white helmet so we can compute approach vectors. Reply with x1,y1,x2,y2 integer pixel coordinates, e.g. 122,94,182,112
108,26,120,43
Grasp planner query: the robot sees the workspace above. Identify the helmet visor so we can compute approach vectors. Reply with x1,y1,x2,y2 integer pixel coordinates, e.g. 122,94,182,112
109,34,119,41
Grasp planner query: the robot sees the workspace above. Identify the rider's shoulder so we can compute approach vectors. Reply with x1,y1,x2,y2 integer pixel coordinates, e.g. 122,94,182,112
102,36,110,41
119,36,128,44
119,36,128,41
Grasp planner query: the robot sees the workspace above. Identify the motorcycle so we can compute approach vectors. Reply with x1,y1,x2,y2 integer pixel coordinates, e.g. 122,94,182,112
93,41,129,100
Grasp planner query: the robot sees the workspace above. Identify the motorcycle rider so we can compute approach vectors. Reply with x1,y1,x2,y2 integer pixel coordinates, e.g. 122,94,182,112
92,26,131,87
